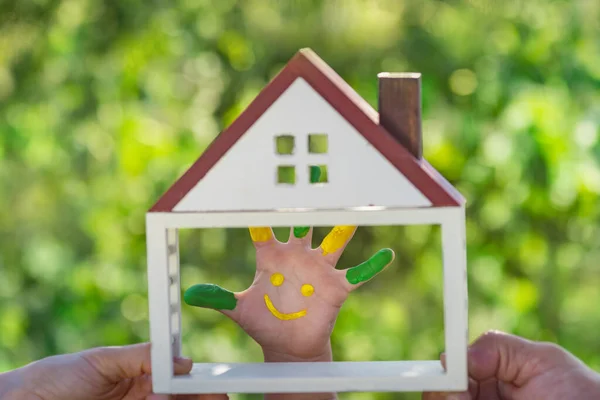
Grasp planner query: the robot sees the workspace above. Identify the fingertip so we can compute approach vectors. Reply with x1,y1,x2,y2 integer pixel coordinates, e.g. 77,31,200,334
467,330,511,367
173,356,194,374
320,225,357,256
380,248,395,267
249,227,274,245
384,247,395,258
292,226,310,239
374,249,395,280
467,330,535,383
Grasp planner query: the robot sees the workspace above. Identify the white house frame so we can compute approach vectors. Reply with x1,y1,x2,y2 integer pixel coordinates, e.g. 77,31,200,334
146,49,468,394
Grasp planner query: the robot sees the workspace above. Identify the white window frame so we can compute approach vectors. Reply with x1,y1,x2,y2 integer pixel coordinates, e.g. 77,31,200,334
146,206,468,394
274,133,330,185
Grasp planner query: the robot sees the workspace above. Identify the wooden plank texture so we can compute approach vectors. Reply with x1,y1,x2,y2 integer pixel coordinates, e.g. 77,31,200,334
378,73,422,159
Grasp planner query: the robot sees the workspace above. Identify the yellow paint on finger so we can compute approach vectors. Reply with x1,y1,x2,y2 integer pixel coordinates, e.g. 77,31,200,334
320,225,356,255
249,227,273,242
264,294,307,320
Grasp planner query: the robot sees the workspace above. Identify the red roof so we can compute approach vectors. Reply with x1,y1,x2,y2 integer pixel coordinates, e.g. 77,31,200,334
150,49,465,212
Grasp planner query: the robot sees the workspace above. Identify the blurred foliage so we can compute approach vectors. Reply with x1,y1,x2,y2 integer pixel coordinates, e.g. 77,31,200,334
1,0,600,399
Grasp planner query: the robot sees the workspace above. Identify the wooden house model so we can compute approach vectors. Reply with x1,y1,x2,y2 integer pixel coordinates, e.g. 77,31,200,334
146,48,468,394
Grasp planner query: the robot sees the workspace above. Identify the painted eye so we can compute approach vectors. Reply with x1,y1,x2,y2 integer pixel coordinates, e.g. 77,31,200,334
301,284,314,297
270,273,284,287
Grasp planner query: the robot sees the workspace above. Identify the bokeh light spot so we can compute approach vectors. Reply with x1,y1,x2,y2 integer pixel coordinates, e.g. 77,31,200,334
449,69,478,95
121,294,148,322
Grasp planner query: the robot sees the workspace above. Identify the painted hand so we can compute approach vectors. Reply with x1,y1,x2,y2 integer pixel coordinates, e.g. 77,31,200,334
184,226,395,361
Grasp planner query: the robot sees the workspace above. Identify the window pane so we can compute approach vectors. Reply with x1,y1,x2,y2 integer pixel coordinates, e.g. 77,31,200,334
309,165,328,183
308,134,328,154
275,135,295,155
277,165,295,184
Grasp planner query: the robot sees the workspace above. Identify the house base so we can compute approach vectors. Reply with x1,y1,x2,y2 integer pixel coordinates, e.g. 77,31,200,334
164,360,465,393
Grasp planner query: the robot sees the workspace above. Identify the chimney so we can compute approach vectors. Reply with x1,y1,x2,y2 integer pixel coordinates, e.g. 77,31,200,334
377,73,422,159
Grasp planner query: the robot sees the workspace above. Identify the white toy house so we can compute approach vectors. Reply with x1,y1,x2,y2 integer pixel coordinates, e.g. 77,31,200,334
146,48,468,394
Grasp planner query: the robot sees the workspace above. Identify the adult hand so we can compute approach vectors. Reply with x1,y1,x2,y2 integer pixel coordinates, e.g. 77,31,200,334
423,330,600,400
0,342,228,400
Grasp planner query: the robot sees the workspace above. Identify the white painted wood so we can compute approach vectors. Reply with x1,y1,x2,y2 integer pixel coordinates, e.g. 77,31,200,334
173,77,431,212
146,206,469,393
167,228,182,357
157,207,449,229
441,207,468,389
169,361,458,393
146,215,174,392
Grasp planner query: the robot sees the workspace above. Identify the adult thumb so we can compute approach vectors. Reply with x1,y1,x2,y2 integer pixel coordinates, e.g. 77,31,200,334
466,330,547,386
82,342,193,381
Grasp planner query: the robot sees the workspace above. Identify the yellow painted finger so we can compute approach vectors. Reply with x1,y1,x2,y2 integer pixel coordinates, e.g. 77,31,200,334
249,227,273,242
320,226,357,256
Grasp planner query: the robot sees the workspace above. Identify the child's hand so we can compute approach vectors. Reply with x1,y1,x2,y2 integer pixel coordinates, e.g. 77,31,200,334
184,226,394,361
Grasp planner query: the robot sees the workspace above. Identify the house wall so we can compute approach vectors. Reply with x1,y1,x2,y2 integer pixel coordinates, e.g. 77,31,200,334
174,78,431,212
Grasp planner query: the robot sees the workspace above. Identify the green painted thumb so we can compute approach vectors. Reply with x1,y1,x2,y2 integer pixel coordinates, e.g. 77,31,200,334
184,284,237,310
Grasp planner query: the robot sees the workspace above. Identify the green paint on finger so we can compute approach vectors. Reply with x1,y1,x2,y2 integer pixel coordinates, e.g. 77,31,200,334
293,226,310,238
310,165,321,183
184,284,237,310
346,248,394,285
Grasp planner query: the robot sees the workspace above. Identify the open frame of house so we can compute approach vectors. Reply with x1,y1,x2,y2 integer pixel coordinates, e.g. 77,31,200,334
146,49,468,394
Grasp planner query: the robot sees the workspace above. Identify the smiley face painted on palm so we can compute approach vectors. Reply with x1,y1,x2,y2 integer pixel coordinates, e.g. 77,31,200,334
184,226,395,357
265,272,313,320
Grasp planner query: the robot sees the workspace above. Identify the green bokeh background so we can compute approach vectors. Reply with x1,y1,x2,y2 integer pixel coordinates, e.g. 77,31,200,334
1,0,599,399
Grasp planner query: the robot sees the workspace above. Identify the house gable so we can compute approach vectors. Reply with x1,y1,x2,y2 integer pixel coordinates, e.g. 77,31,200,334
173,77,431,212
150,49,464,212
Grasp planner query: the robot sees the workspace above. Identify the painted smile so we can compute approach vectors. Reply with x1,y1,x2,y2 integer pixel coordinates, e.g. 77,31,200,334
264,294,307,320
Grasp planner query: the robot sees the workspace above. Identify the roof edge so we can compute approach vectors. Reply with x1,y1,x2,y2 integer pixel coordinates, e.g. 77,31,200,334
290,51,464,207
149,55,302,212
